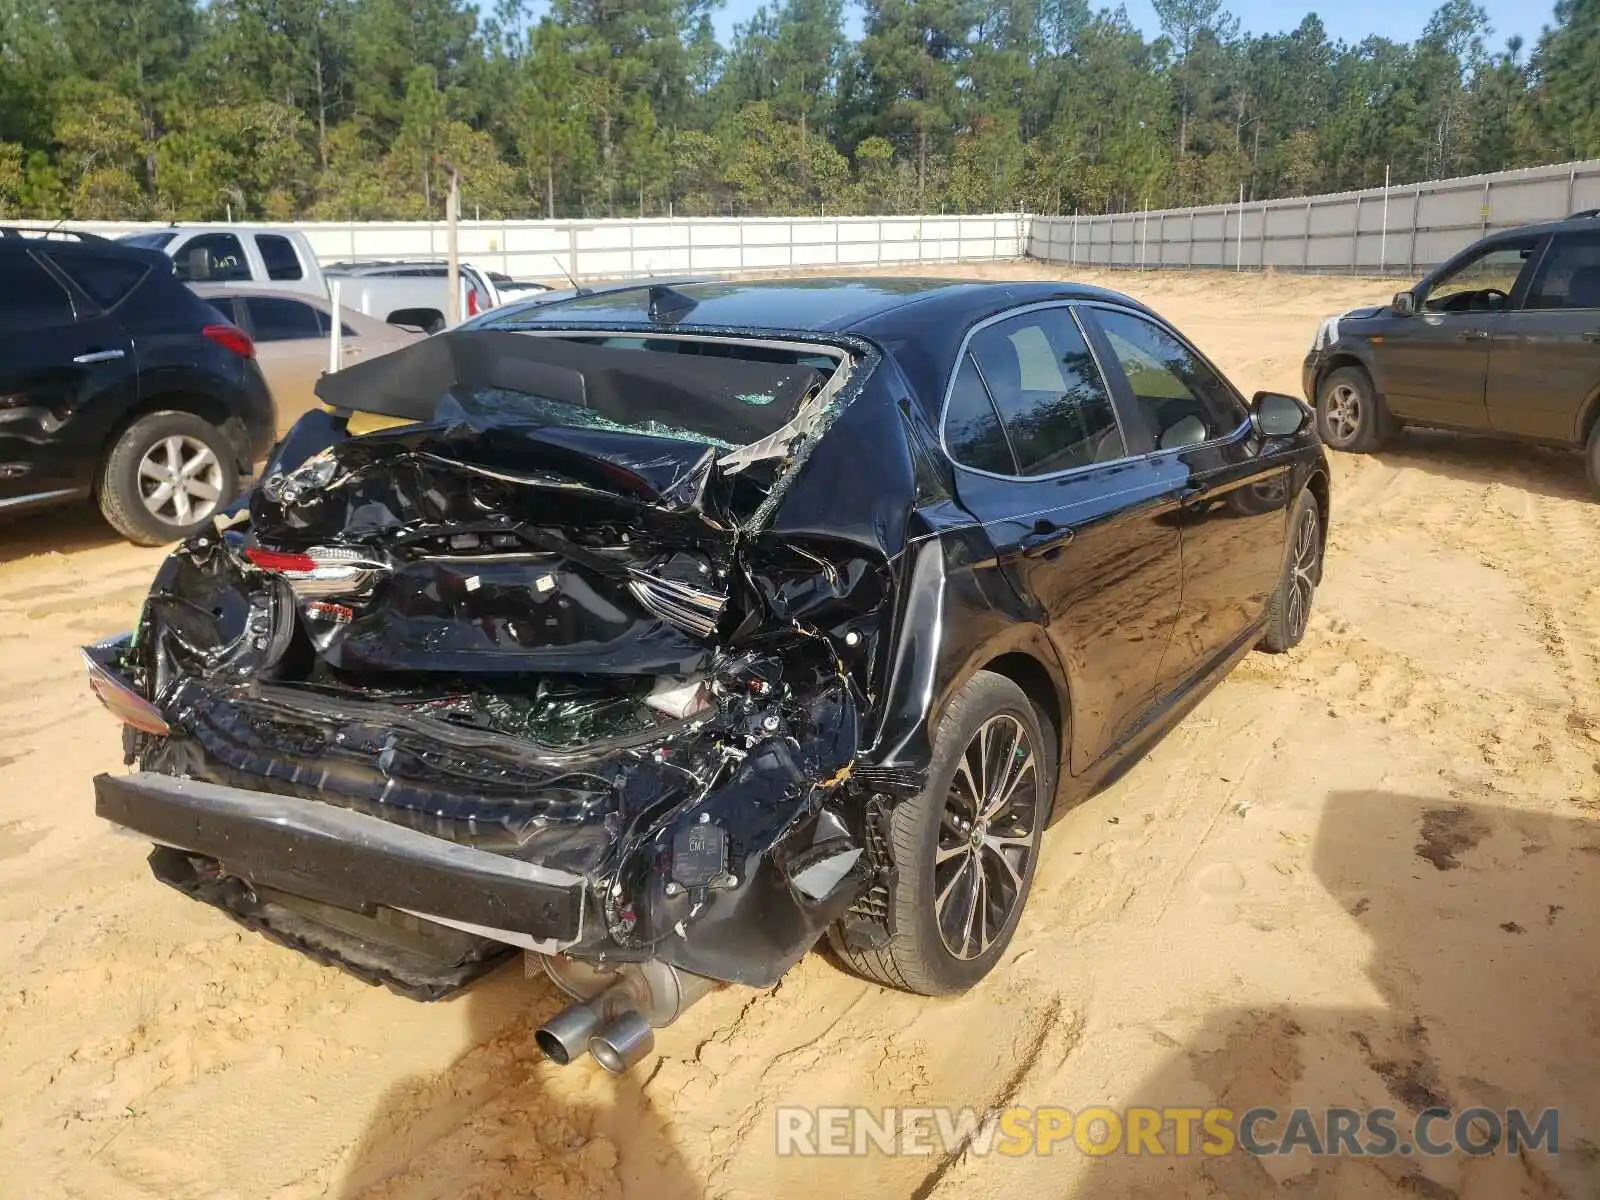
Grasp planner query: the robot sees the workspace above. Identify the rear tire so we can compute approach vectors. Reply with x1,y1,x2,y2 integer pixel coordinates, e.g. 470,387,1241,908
833,671,1056,995
1259,489,1322,653
1316,366,1391,453
98,410,239,546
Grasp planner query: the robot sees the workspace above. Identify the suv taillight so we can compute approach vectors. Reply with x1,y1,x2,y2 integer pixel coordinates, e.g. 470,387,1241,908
204,322,255,359
467,289,480,316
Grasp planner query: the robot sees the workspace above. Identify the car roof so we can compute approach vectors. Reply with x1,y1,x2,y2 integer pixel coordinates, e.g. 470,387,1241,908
2,230,169,270
494,275,1154,335
1479,212,1600,243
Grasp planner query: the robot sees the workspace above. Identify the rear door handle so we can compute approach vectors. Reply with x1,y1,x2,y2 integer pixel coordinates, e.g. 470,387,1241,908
1454,329,1489,341
1020,518,1074,559
73,348,126,364
1582,330,1600,343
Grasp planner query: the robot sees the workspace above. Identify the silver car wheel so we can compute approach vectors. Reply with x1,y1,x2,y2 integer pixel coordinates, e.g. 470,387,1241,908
137,435,224,527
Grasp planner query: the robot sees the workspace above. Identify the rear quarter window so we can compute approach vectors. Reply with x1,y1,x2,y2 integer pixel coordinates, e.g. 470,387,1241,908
46,253,149,311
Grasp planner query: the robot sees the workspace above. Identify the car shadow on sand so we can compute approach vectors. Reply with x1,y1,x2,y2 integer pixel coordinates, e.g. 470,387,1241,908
1072,790,1599,1199
0,504,126,565
333,961,703,1199
1375,430,1594,502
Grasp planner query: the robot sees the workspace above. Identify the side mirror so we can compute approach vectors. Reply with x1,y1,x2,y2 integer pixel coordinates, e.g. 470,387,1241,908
1392,290,1416,315
1251,391,1309,438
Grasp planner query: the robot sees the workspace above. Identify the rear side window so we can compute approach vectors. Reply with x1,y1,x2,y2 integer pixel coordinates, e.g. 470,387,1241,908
46,253,148,310
245,296,323,342
256,234,304,281
0,254,76,331
1091,309,1245,451
1526,233,1600,310
944,352,1015,474
174,233,250,283
966,308,1124,475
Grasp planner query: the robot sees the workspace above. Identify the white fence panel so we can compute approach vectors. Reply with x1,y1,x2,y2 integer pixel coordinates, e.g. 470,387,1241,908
1029,160,1600,275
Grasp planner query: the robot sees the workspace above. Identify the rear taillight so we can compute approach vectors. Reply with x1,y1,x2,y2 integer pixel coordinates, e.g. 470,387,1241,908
245,544,388,599
83,649,170,736
467,290,480,316
245,547,317,573
204,322,255,359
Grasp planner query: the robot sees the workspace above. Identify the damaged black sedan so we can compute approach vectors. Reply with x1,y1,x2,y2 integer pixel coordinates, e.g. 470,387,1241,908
85,277,1329,1072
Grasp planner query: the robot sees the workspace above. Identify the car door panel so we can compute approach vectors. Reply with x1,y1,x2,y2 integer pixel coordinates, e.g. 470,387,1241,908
0,252,137,502
1079,304,1290,700
1377,313,1496,427
1380,235,1544,430
954,462,1184,774
1486,232,1600,443
941,303,1185,774
1160,436,1293,688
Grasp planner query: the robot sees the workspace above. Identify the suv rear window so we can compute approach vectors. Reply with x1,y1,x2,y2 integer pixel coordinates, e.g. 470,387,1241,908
256,234,304,282
0,254,76,331
46,253,148,310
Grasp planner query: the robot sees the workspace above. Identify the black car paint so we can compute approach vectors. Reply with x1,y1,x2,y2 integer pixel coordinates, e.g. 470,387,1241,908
1303,217,1600,449
91,277,1328,994
0,236,275,513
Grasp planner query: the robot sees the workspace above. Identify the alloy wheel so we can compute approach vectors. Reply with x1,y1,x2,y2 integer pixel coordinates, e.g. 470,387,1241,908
1323,383,1363,446
934,714,1041,961
1286,503,1320,641
137,435,225,527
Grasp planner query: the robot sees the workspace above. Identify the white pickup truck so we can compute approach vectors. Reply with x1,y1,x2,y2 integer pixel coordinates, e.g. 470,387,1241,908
116,227,507,331
117,226,328,299
322,260,502,333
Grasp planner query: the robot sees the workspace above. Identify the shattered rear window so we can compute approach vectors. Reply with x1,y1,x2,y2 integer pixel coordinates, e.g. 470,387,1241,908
458,387,737,449
315,329,834,450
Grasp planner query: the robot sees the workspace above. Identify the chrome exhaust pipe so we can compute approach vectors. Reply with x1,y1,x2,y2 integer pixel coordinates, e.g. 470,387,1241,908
589,1009,656,1073
534,957,718,1071
534,1000,603,1066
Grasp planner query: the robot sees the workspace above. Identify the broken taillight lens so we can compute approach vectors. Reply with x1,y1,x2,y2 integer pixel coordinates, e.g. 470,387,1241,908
83,649,170,736
245,544,388,599
245,547,317,573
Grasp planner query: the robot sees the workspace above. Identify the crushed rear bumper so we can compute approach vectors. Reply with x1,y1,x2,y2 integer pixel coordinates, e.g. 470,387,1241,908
94,770,587,947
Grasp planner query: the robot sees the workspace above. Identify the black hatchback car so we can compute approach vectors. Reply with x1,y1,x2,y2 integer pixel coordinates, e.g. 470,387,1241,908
0,228,275,543
1304,213,1600,490
87,278,1329,1072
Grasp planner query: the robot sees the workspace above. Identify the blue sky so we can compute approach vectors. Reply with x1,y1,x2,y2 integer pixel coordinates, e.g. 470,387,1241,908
709,0,1558,53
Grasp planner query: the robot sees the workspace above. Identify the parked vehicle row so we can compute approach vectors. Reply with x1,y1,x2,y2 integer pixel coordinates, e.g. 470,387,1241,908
84,276,1330,1073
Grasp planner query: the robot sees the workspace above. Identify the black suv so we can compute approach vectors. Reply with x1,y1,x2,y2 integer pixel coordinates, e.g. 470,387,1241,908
1304,212,1600,491
0,228,275,543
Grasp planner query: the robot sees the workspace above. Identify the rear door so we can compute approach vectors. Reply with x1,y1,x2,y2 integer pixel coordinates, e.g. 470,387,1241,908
944,303,1185,773
0,247,137,503
1379,236,1542,430
237,295,328,433
1081,304,1290,699
1486,230,1600,444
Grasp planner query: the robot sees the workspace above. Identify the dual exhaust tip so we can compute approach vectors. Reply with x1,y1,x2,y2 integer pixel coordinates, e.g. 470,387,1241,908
534,958,717,1074
535,998,659,1074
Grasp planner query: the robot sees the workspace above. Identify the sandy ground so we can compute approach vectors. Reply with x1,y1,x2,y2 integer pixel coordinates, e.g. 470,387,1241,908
2,264,1597,1200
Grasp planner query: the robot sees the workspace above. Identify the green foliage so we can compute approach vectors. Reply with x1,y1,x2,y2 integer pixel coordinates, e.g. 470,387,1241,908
0,0,1592,221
